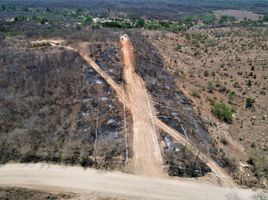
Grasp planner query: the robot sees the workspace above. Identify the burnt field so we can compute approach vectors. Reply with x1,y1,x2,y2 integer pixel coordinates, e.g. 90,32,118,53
0,36,132,170
0,27,217,178
127,31,229,177
130,32,217,153
160,131,211,177
0,187,74,200
94,44,124,85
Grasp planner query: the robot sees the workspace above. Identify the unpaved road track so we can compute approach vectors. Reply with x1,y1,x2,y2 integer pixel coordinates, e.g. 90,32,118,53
0,164,255,200
121,37,164,177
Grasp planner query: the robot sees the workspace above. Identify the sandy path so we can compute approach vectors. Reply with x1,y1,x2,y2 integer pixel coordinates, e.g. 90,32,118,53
0,163,255,200
120,37,164,177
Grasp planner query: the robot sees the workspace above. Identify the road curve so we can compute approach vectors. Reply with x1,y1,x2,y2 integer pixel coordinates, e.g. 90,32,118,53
0,163,254,200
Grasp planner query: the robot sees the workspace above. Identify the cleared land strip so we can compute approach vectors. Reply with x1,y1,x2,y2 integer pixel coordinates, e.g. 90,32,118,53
121,37,164,176
47,39,234,186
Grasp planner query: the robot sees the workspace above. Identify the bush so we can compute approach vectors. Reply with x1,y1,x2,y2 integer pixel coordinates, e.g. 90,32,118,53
246,97,255,109
212,102,233,123
228,91,236,102
175,44,182,51
191,90,200,98
201,14,216,25
262,14,268,22
205,39,216,47
207,81,214,93
219,15,236,24
135,18,145,28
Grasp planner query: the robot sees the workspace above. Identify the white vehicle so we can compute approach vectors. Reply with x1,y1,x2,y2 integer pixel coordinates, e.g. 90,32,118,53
120,33,129,41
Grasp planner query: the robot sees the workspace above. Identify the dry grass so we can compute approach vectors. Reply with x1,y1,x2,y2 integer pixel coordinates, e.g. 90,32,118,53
144,27,268,188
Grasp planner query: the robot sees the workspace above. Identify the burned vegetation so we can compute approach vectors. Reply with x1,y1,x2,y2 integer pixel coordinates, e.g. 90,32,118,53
0,187,74,200
128,31,225,177
0,37,132,170
160,132,211,177
95,44,124,85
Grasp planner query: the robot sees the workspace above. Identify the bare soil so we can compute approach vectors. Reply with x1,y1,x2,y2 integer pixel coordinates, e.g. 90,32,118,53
0,163,257,200
120,36,164,177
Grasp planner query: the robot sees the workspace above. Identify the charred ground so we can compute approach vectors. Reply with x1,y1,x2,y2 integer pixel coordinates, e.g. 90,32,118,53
0,32,132,170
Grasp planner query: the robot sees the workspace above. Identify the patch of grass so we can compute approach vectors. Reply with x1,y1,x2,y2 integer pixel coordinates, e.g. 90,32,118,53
212,102,234,123
191,32,208,44
144,20,184,32
191,89,201,98
207,81,214,93
200,14,216,25
263,14,268,22
205,39,216,47
175,44,182,51
247,150,268,182
0,28,19,36
219,15,236,24
228,91,236,102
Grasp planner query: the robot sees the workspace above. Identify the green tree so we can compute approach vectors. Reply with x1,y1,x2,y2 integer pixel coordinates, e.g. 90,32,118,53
183,15,194,27
84,15,93,24
175,44,182,51
262,14,268,22
135,18,145,28
201,14,216,24
40,17,48,25
212,102,233,123
219,15,235,24
207,81,214,93
1,5,7,11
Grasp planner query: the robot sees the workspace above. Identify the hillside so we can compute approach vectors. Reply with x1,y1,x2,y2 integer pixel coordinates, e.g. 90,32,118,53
144,27,268,188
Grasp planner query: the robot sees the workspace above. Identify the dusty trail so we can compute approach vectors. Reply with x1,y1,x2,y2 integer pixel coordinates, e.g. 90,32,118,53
120,36,164,177
34,39,234,186
0,163,254,200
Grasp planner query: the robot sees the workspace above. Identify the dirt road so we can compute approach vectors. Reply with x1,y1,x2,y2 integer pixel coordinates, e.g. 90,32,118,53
0,163,255,200
120,36,164,177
